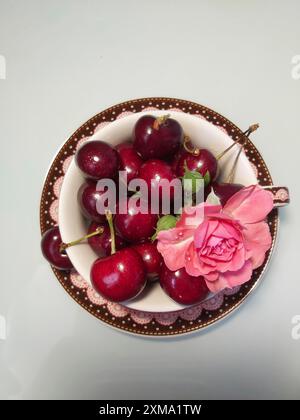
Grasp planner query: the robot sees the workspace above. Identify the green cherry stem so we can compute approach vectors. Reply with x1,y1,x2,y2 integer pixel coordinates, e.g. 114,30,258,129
105,210,116,255
59,226,104,253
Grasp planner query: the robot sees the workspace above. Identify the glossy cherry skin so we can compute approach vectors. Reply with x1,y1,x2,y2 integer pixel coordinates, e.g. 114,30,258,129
114,198,158,243
138,159,177,201
176,149,218,181
116,142,143,182
132,241,163,281
170,147,185,172
77,180,113,223
41,226,73,270
87,221,127,257
91,248,146,302
75,140,120,180
160,265,209,305
133,115,183,160
206,182,244,206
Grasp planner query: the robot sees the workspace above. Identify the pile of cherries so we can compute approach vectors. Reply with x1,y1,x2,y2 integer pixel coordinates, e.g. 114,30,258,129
41,114,243,305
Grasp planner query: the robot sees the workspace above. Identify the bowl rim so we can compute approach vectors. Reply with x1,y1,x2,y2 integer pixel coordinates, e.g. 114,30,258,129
58,108,259,312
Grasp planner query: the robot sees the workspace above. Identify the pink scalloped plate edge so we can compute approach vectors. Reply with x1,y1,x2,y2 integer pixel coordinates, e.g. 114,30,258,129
40,97,279,336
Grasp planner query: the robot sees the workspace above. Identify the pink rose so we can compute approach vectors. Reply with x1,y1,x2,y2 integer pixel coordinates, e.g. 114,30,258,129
157,185,273,292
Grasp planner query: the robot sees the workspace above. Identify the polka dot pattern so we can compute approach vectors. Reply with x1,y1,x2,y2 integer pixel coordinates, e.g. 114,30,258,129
40,97,278,336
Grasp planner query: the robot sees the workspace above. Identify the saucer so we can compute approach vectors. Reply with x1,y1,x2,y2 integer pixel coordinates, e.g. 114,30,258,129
40,97,281,336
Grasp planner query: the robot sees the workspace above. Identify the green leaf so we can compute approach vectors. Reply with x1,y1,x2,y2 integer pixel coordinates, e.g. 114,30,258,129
151,215,178,241
182,169,203,194
206,187,221,205
203,171,211,186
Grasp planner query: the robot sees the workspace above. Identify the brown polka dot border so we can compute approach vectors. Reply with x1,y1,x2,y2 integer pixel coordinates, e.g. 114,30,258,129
39,97,278,337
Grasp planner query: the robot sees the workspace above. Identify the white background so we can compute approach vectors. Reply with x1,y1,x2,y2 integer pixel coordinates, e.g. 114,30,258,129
0,0,299,400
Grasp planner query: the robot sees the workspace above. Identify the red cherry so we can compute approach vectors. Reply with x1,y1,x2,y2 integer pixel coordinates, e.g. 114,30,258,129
41,226,73,270
114,198,158,243
176,149,218,182
87,221,127,256
132,241,163,281
91,248,146,302
77,180,114,223
75,140,120,180
133,115,183,160
170,147,185,172
138,159,177,201
160,265,209,305
206,182,244,206
116,142,143,182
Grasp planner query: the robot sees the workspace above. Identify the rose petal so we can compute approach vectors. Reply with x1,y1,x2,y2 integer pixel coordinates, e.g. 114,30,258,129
157,228,194,271
157,226,194,243
194,220,219,249
219,220,243,241
205,260,253,292
204,271,219,281
226,244,246,271
243,221,272,268
205,273,230,292
223,185,274,224
221,260,253,287
206,235,223,248
177,203,221,229
185,242,216,276
200,244,246,273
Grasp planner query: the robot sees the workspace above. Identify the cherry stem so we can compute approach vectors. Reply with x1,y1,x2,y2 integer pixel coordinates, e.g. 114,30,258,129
59,227,104,253
216,123,259,160
226,146,243,183
183,135,200,156
105,210,116,255
226,124,260,183
153,114,170,130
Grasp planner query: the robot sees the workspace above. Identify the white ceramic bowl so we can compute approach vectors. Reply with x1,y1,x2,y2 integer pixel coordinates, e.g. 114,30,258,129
59,110,257,312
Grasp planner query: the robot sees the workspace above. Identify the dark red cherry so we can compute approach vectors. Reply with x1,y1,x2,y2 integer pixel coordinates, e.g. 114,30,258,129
91,248,146,302
41,226,73,270
75,140,120,180
176,149,218,182
206,182,244,206
160,265,209,305
133,115,183,160
77,180,115,223
132,241,163,281
114,198,158,243
138,159,177,201
170,147,185,172
87,221,127,256
116,142,143,182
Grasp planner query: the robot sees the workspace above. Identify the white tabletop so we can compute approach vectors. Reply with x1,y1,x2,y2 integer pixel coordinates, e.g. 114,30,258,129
0,0,299,400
